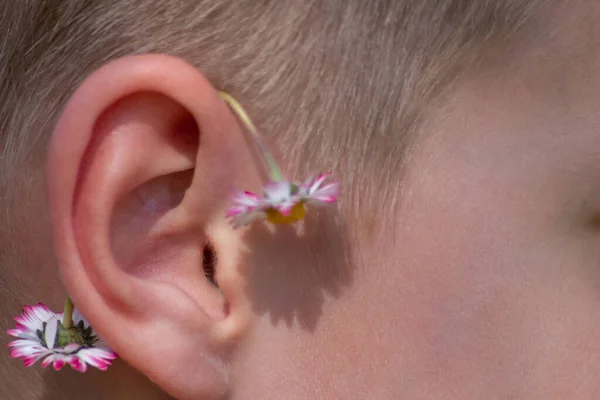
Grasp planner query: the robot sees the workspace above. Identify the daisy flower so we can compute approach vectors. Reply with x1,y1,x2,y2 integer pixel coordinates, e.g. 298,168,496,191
7,303,117,372
227,173,340,228
218,91,341,228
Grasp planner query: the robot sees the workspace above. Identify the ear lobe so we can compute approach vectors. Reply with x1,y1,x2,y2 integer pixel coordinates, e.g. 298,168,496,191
48,55,256,399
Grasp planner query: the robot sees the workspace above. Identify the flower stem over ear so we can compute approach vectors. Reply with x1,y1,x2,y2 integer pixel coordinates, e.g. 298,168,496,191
219,91,340,228
219,91,284,182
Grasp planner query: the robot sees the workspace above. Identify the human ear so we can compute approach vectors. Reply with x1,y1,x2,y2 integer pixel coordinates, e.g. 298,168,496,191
47,54,258,399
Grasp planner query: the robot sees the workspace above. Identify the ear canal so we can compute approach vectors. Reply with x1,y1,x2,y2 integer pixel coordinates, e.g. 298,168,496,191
203,243,219,287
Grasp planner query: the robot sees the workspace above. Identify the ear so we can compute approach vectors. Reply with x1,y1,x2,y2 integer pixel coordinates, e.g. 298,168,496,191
48,54,260,399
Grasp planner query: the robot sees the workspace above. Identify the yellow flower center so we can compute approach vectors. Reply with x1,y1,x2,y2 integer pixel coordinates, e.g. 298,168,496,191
265,202,307,224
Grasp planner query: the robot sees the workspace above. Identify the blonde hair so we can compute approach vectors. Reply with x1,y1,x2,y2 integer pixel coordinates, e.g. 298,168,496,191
0,0,545,227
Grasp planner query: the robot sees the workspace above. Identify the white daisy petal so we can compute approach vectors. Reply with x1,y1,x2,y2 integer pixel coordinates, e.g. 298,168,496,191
308,173,331,194
31,304,55,324
226,187,271,228
231,210,267,228
263,181,293,203
298,173,340,204
7,328,39,341
44,316,59,350
64,343,82,353
231,190,261,207
9,339,46,351
226,205,249,217
307,182,340,204
12,304,48,332
23,351,52,367
84,346,118,360
77,348,113,371
262,180,306,215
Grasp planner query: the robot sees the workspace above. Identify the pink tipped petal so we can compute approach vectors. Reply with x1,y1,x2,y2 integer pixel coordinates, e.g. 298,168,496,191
86,345,117,357
85,355,109,370
31,304,55,323
225,208,241,217
41,356,54,368
15,323,28,330
228,189,270,228
309,182,339,202
319,197,336,203
263,181,292,202
100,350,118,360
93,362,109,371
243,191,259,199
92,348,118,360
92,353,114,364
26,353,50,367
308,173,331,193
10,349,22,358
64,343,81,353
70,358,88,373
24,357,37,367
9,345,46,358
53,359,66,371
231,190,261,207
44,316,58,350
9,339,43,349
226,206,251,218
6,329,22,337
299,173,339,205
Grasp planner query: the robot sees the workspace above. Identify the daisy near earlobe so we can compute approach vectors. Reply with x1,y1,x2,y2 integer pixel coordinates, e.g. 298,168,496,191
7,300,117,372
219,92,340,228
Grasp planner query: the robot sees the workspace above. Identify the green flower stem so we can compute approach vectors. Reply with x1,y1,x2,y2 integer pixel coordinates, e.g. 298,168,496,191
219,92,284,182
62,297,74,329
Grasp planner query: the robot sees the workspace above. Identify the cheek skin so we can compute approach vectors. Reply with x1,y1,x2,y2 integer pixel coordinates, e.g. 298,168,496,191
232,149,600,399
233,90,600,399
390,172,579,398
375,81,600,398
